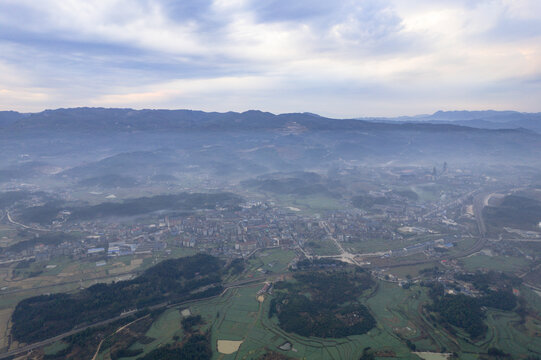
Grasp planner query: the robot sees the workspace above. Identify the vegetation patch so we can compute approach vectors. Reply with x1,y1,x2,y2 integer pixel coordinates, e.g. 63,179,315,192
137,333,212,360
268,269,376,338
17,192,243,224
425,279,518,340
484,195,541,231
11,254,224,343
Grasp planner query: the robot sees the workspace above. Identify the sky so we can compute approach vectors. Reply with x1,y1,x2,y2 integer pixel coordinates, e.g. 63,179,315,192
0,0,540,117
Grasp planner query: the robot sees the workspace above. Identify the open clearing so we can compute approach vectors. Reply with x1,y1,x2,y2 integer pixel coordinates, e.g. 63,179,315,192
460,254,531,273
243,248,296,279
0,308,12,349
414,352,450,360
217,340,243,354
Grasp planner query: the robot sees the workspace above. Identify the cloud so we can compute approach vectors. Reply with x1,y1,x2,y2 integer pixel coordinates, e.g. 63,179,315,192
0,0,539,116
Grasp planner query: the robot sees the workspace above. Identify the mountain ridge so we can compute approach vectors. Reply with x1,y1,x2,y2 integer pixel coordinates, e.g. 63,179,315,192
1,107,538,135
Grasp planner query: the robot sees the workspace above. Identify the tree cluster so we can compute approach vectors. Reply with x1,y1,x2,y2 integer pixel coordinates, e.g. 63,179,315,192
11,254,224,343
269,269,376,338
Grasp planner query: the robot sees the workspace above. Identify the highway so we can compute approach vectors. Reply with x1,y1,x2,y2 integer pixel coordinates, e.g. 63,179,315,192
371,191,491,269
3,210,51,232
421,189,479,220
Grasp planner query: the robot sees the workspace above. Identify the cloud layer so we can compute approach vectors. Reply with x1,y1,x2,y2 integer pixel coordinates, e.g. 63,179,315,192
0,0,540,116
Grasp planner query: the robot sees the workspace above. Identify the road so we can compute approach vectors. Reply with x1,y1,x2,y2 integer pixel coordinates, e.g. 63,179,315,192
371,191,491,269
473,192,488,237
5,210,50,232
0,256,35,266
421,189,479,220
318,220,366,266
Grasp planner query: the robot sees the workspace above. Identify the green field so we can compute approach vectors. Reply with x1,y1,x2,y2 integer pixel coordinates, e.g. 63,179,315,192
111,281,421,360
4,242,541,359
345,233,445,254
272,194,344,214
306,238,341,256
385,263,441,280
411,184,443,202
345,237,399,253
459,253,531,273
34,260,541,360
43,340,70,356
242,248,296,279
116,309,184,359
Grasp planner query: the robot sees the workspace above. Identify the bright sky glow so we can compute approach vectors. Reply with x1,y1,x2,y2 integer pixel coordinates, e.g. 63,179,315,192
0,0,540,117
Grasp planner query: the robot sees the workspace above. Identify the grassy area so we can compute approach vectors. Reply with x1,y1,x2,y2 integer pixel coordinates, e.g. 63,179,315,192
43,340,70,356
305,238,341,256
122,309,184,358
459,254,531,273
346,238,408,253
91,256,541,358
272,194,343,214
117,280,416,359
193,280,422,359
386,263,441,280
345,234,445,254
411,184,442,203
243,248,296,279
